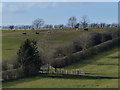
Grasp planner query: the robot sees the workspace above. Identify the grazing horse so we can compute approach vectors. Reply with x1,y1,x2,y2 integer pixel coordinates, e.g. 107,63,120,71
22,32,27,35
84,28,88,31
47,31,51,34
35,32,39,34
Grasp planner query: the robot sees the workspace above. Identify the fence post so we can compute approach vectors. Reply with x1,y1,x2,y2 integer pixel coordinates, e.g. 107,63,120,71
65,69,67,74
60,68,62,74
62,69,64,74
7,75,9,80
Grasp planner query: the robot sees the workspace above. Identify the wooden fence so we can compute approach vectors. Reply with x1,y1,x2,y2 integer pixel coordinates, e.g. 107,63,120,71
40,68,85,75
2,68,24,81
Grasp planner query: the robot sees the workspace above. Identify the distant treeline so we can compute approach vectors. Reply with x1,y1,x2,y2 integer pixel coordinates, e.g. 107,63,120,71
1,16,118,30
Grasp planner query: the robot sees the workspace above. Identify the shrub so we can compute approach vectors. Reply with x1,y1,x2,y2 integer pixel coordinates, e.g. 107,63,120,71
51,56,67,68
89,32,102,46
79,34,93,50
17,39,42,77
71,39,82,52
51,38,119,68
52,45,66,58
2,60,9,71
101,32,112,42
2,68,24,81
107,28,119,39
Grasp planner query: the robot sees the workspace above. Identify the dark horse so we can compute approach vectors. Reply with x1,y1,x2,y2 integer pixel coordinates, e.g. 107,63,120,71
22,32,27,34
84,28,88,31
35,32,39,34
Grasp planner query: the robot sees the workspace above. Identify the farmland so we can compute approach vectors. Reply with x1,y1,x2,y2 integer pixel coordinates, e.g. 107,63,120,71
2,28,119,88
3,46,119,88
65,47,119,76
2,29,106,60
2,77,118,88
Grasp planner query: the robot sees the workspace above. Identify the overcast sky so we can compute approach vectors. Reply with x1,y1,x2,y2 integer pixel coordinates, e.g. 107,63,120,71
1,2,118,25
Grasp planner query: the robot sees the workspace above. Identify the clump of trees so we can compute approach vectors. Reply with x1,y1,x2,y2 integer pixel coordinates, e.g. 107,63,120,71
2,39,43,81
52,31,114,59
50,29,119,68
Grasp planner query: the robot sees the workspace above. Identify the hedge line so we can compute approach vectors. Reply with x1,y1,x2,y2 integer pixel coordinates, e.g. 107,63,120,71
2,68,24,81
51,37,119,68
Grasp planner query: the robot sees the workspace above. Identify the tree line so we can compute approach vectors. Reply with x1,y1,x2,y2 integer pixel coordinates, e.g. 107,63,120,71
1,16,118,30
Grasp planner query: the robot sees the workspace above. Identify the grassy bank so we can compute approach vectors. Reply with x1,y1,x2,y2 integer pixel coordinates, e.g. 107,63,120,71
2,47,119,88
65,47,119,76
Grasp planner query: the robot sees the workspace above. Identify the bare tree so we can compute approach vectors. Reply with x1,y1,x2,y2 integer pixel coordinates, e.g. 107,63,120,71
79,34,93,51
80,16,89,28
67,16,77,28
32,18,44,30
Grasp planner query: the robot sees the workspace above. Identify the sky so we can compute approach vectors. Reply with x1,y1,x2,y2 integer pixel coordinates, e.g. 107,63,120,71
1,2,118,26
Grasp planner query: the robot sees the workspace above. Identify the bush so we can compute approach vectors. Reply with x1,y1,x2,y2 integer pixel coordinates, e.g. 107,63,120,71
77,32,102,51
2,57,20,71
2,68,24,81
107,28,120,39
78,34,93,50
51,56,67,68
51,30,119,68
2,60,9,71
89,32,102,46
51,38,119,68
71,39,82,52
101,32,112,42
52,45,66,58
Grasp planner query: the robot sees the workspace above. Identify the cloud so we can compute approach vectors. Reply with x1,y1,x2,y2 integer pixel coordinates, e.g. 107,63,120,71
2,2,59,14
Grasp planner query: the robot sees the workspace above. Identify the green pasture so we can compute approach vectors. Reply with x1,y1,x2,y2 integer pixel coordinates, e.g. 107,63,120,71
65,47,119,76
2,29,119,88
3,47,119,88
2,29,106,60
3,76,118,88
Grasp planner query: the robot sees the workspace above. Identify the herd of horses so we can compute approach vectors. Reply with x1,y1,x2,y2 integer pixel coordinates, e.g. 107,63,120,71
22,31,51,35
22,28,89,35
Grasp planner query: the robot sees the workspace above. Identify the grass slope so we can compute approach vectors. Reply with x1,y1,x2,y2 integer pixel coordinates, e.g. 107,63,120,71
65,47,119,76
3,47,119,88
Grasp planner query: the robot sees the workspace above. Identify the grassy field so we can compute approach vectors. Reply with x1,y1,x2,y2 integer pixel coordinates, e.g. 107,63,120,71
3,42,119,88
3,47,119,88
2,28,119,88
65,47,119,76
3,76,118,88
2,29,106,60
